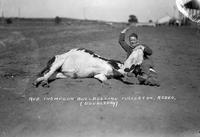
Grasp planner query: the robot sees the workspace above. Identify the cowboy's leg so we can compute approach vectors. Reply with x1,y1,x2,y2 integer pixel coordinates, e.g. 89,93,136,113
137,59,160,86
145,69,160,86
137,59,150,84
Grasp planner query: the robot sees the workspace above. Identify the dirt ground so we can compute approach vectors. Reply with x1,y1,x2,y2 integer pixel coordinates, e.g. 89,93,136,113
0,21,200,137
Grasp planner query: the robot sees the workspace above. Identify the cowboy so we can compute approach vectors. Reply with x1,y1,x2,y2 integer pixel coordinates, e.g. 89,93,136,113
119,26,160,86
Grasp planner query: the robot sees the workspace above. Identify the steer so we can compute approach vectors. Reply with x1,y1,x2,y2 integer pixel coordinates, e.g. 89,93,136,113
33,46,145,87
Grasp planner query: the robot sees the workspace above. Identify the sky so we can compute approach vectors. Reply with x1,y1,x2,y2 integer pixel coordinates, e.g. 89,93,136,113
0,0,177,22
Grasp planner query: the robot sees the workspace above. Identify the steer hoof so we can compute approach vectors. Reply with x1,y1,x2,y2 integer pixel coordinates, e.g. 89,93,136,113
41,81,50,88
32,81,40,88
43,84,50,88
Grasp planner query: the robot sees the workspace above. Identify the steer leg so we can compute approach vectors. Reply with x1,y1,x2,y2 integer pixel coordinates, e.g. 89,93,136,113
94,74,111,87
56,72,67,79
33,55,65,87
94,74,107,82
55,68,79,79
33,66,61,87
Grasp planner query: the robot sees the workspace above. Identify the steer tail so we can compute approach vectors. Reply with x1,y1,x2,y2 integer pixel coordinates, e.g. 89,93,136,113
37,56,56,77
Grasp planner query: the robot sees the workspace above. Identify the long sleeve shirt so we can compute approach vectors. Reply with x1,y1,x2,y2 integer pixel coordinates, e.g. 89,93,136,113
118,32,133,58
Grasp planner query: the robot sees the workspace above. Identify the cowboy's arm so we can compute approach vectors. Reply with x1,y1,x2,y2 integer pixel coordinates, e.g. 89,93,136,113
119,27,132,55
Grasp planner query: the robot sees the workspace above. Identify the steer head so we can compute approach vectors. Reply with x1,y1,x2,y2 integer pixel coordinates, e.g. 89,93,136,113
118,45,145,77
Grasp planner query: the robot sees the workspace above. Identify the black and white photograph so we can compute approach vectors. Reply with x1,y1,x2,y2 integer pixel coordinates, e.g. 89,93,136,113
0,0,200,137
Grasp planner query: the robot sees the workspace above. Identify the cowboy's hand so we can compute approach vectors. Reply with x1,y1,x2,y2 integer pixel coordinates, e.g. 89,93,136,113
121,26,131,33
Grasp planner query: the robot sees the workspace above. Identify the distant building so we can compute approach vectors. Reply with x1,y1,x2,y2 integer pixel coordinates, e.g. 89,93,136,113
156,15,182,26
156,16,172,25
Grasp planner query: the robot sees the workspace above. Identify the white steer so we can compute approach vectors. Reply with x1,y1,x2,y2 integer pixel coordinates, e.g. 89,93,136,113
33,46,145,87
